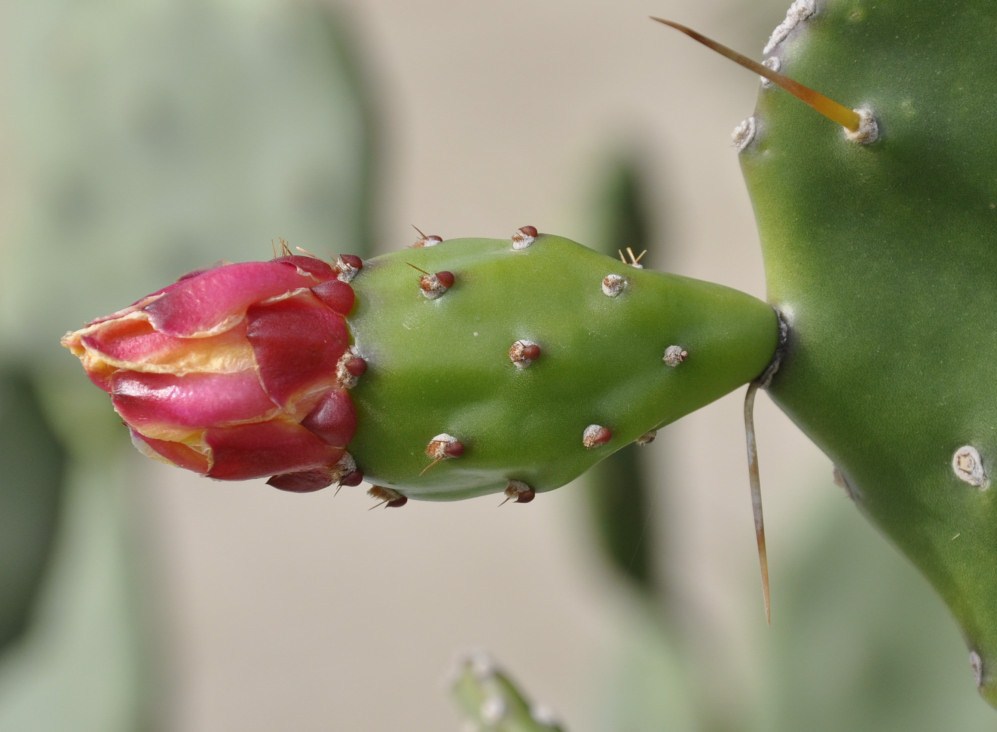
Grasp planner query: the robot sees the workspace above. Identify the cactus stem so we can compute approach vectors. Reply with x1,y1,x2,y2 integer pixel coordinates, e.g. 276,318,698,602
509,339,541,369
368,486,407,508
636,430,657,446
410,225,443,248
744,378,771,624
511,225,539,250
601,273,629,297
618,247,646,268
335,254,363,283
501,480,536,505
953,445,989,489
582,424,612,449
732,116,758,152
663,345,689,367
972,651,985,690
652,17,870,138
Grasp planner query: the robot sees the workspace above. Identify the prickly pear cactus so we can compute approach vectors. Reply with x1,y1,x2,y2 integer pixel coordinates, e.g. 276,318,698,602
737,0,997,705
62,229,778,505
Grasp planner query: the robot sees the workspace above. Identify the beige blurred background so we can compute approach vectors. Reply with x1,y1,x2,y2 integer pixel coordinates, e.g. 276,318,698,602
141,1,825,729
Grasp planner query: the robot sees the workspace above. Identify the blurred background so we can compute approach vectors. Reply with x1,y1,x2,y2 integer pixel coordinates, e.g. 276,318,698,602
0,0,991,729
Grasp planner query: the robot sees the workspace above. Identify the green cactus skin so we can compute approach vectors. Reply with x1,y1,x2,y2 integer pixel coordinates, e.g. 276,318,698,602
346,232,778,501
739,0,997,705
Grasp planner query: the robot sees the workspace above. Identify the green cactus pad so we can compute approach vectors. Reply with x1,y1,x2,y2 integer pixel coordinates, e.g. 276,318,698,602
346,233,778,501
739,0,997,705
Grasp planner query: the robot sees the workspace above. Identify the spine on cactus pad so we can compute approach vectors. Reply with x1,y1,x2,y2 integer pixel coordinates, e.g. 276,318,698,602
62,228,779,503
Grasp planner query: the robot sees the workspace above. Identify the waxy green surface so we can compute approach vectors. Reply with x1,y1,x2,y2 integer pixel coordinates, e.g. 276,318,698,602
347,235,777,500
740,0,997,704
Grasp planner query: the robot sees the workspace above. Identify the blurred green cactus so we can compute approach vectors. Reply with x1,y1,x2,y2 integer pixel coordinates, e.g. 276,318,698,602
0,366,66,652
451,652,565,732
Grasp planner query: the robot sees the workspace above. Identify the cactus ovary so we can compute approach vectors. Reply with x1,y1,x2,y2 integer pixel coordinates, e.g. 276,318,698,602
347,234,778,500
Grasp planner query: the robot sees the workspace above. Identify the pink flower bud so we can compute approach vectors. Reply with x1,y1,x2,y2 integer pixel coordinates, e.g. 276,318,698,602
61,253,362,492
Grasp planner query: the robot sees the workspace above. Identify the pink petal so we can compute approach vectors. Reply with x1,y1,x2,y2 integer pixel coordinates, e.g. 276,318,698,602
246,292,348,410
273,254,336,280
267,468,335,492
111,370,276,430
205,421,345,480
144,260,332,337
301,388,356,447
82,318,251,371
131,430,211,474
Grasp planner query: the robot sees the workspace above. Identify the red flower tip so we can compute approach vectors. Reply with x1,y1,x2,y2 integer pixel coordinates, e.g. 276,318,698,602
62,252,361,491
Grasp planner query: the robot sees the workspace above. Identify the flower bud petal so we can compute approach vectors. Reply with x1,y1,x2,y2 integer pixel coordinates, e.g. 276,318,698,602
246,292,349,412
267,468,337,493
111,371,277,438
80,317,254,377
145,260,337,337
311,279,356,315
205,421,345,481
131,430,211,475
62,253,358,491
301,389,356,447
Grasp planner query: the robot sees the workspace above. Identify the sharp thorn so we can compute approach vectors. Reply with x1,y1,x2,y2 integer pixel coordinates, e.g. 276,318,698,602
652,17,862,132
419,457,443,476
744,379,772,624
